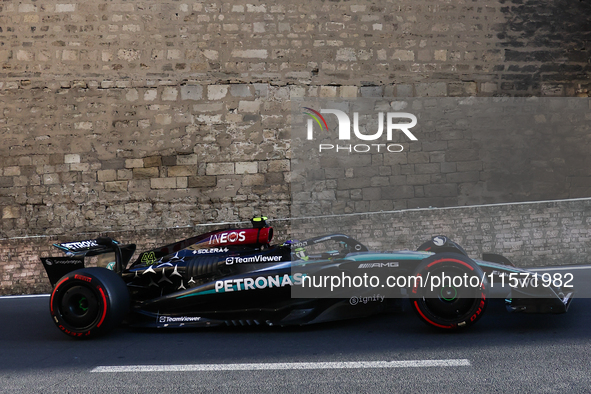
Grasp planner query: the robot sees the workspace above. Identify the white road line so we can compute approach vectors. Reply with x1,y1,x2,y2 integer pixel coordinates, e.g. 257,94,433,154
91,359,471,373
3,197,591,241
532,266,591,272
0,294,50,299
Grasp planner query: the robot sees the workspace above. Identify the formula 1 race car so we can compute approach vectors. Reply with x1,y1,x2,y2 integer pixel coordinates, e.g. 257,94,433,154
41,218,574,338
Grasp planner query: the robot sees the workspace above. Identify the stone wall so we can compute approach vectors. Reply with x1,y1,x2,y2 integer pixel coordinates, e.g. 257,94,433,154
289,198,591,267
1,0,589,92
1,0,590,293
2,198,590,295
1,225,228,294
290,97,591,217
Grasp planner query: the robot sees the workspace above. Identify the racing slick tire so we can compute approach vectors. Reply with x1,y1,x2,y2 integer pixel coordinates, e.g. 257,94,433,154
49,267,130,338
409,253,488,330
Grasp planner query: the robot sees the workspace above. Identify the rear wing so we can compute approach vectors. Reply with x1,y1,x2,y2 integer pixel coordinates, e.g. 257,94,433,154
42,237,136,286
54,238,117,256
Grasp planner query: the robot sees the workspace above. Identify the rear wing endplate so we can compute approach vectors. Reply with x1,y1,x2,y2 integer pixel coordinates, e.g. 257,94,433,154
40,257,85,286
42,238,136,286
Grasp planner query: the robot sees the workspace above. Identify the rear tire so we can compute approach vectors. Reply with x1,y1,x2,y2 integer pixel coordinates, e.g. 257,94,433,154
50,267,129,338
409,253,487,330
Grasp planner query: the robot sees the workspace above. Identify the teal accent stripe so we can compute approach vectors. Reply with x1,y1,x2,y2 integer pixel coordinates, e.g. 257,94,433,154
177,288,217,299
345,252,431,262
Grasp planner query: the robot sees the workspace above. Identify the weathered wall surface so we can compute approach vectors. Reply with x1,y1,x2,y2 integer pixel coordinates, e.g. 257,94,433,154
1,0,589,92
289,199,591,267
3,198,590,295
1,225,228,294
0,0,590,293
290,97,591,217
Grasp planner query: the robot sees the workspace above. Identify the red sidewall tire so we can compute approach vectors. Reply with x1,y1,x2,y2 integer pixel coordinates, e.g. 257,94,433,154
50,267,129,338
410,253,488,330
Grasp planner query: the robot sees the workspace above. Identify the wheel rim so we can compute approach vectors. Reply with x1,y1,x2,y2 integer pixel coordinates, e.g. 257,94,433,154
424,295,477,320
421,264,482,321
440,286,457,301
58,285,101,329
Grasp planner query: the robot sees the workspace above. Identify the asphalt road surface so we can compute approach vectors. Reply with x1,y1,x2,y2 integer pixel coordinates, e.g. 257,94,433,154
1,266,590,393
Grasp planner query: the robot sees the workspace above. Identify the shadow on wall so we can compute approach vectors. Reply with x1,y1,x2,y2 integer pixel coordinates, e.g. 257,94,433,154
498,0,591,93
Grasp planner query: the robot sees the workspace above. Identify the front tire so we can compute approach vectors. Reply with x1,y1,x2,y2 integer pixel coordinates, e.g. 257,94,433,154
409,253,488,330
50,267,129,338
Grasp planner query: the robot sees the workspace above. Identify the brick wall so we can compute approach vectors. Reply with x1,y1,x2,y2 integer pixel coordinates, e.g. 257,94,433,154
1,0,590,293
1,0,589,92
291,97,591,216
289,198,591,267
2,198,590,295
1,226,227,294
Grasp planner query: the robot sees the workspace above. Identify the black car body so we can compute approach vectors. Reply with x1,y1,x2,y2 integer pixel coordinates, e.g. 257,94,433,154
41,218,574,338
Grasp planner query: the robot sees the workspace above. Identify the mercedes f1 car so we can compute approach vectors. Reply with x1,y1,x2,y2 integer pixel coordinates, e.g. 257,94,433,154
41,218,574,338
